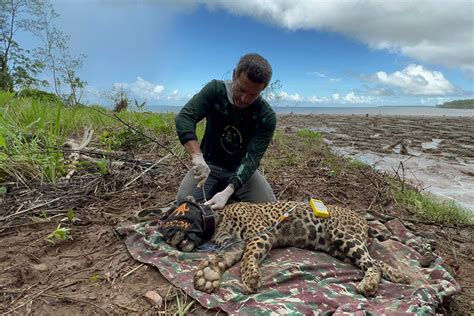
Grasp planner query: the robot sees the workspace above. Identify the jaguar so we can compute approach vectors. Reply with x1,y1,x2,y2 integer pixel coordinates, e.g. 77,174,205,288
165,200,411,296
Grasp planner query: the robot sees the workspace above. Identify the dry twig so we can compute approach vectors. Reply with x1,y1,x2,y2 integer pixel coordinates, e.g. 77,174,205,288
0,197,61,222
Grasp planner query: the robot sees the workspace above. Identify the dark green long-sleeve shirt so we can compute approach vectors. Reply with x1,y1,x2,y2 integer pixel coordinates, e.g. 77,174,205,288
175,80,276,190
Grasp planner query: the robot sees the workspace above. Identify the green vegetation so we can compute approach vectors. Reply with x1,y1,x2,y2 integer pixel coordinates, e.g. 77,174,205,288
296,128,323,142
18,89,63,104
45,224,71,243
437,99,474,109
66,209,76,222
392,185,472,224
175,292,195,316
0,92,177,183
88,274,103,283
347,157,369,170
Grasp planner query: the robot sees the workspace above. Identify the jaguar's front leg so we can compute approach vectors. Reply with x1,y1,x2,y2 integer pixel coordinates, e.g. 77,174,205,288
240,234,272,294
194,242,245,293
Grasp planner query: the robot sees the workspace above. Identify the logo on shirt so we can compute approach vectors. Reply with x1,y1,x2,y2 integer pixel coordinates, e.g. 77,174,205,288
220,125,243,154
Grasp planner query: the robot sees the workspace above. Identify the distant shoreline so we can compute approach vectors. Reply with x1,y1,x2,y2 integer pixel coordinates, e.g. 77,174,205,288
437,99,474,109
147,105,474,117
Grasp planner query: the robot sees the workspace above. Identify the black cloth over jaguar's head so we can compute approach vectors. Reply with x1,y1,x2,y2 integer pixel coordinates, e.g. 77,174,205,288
160,200,215,250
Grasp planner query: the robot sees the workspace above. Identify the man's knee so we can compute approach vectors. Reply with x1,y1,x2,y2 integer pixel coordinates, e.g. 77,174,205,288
236,171,275,203
177,170,198,204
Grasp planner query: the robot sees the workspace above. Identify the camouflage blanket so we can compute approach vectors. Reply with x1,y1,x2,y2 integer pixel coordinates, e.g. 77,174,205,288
117,218,459,315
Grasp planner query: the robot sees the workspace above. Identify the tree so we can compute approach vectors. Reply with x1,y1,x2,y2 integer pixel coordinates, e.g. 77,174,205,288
56,35,86,105
262,79,283,104
24,0,86,104
0,0,45,91
10,41,46,87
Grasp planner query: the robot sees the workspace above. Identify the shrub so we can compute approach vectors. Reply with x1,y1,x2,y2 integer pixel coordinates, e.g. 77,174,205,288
18,89,62,104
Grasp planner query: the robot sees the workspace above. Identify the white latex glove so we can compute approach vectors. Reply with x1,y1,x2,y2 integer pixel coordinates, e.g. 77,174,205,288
191,153,210,186
204,184,235,210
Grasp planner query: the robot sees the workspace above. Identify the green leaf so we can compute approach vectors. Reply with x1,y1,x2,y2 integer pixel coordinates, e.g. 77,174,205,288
88,274,103,283
0,135,6,149
46,224,70,242
66,209,75,221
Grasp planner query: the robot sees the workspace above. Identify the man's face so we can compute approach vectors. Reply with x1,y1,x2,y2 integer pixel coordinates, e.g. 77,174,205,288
232,71,266,109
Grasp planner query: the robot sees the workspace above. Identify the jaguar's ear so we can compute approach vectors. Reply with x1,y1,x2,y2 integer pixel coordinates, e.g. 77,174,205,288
185,195,197,203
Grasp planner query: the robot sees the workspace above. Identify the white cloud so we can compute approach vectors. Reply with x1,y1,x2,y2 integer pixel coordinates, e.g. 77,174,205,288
306,92,376,104
131,77,164,100
195,0,474,73
308,95,330,103
370,64,456,96
112,77,190,102
113,77,165,101
307,71,326,77
167,89,181,100
342,92,374,104
85,86,101,97
307,71,341,83
285,92,302,102
369,87,395,96
272,91,375,105
421,97,448,105
268,91,303,102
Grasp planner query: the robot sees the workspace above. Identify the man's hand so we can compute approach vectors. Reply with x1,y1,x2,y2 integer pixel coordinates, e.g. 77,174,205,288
204,184,235,210
191,153,210,185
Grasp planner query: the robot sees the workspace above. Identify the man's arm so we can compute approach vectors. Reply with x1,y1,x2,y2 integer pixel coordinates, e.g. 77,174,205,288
175,81,216,185
183,139,201,156
175,80,216,146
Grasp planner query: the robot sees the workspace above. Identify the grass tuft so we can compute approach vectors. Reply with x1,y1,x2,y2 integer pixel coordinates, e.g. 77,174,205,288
393,186,473,225
295,129,322,142
0,91,179,183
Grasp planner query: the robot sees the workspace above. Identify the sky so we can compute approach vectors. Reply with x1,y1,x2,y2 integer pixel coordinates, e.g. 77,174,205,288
17,0,474,107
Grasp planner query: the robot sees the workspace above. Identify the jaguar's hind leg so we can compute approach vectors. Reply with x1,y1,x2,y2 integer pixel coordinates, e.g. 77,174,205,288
356,264,381,296
240,234,273,294
338,242,382,296
193,242,245,293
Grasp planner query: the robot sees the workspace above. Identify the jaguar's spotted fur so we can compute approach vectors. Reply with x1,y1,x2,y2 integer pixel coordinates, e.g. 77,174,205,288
171,201,411,296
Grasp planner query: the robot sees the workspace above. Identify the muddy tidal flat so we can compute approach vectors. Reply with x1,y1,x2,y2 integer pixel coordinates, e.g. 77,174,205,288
279,114,474,211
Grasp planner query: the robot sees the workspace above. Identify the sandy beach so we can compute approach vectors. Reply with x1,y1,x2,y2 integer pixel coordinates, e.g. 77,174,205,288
279,114,474,211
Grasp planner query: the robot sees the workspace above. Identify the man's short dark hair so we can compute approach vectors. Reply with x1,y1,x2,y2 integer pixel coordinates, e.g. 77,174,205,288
235,53,272,86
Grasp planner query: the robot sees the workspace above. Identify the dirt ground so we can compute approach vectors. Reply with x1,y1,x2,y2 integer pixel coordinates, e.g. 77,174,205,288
1,114,473,315
279,114,474,211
